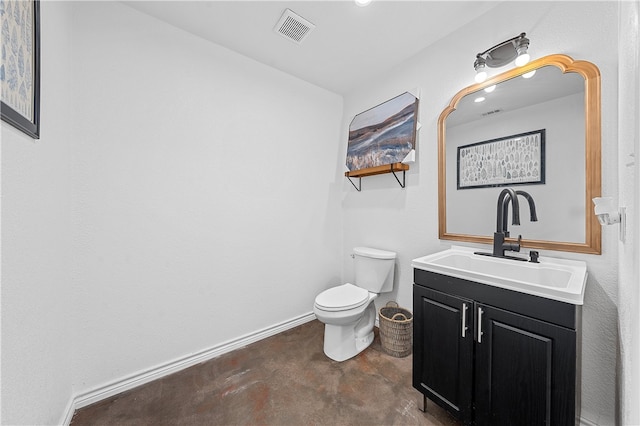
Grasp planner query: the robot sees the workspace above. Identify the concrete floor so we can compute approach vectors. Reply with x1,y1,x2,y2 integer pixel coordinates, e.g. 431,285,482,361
71,320,460,425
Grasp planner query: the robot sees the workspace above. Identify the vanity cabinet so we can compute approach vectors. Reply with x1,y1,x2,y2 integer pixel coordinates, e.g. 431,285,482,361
413,269,581,426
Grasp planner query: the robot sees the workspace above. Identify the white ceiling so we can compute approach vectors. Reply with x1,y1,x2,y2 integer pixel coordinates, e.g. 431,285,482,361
123,1,502,95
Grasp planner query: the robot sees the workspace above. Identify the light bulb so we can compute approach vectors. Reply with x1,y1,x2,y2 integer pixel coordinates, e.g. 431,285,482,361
514,35,531,67
474,56,487,83
515,52,530,67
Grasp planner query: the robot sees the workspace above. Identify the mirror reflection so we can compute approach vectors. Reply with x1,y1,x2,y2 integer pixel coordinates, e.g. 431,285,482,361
438,55,601,254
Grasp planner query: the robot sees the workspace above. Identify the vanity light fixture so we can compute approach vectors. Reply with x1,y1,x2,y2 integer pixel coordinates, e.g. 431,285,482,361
473,33,531,83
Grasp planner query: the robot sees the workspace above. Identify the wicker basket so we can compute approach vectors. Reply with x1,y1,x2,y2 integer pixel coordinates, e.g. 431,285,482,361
379,301,413,358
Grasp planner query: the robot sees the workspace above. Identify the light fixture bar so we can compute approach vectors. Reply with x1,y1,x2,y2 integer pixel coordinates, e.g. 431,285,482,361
473,32,531,79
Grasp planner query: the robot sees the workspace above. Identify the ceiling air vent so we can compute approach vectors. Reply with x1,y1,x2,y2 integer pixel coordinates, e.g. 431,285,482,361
482,109,503,117
274,9,315,45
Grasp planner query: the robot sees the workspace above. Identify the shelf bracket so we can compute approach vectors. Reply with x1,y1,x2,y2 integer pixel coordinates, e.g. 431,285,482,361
347,176,362,192
391,169,406,188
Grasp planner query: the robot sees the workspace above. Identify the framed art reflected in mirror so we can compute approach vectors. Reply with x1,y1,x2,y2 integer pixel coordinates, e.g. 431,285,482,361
457,129,545,190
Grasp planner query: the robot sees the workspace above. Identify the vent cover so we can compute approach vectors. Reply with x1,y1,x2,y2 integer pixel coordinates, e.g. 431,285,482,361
482,109,503,117
274,9,315,44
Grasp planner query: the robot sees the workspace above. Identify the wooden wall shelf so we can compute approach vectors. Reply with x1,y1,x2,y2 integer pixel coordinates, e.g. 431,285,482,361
345,163,409,191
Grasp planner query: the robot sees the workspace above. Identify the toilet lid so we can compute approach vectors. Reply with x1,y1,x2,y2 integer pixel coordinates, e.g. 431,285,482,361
315,283,369,312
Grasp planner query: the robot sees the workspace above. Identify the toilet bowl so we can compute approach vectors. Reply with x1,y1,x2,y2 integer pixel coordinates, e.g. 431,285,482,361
313,247,396,362
314,284,378,361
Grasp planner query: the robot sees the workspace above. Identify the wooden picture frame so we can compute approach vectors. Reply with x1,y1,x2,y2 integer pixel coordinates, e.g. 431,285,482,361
1,0,41,139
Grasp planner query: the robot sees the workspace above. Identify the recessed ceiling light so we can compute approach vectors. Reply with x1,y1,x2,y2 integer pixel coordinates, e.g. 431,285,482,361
484,85,496,93
355,0,372,7
475,97,486,103
522,70,537,79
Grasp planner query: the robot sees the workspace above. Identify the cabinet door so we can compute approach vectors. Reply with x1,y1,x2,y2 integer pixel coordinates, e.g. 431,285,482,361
475,304,576,426
413,285,474,423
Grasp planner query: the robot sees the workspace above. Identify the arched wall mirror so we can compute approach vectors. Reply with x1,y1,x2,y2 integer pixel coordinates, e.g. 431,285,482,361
438,54,601,254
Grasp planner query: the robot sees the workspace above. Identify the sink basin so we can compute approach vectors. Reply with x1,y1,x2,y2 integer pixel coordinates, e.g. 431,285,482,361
412,246,587,304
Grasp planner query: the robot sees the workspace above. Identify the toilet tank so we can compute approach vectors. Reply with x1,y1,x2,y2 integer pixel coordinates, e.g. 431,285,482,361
353,247,396,293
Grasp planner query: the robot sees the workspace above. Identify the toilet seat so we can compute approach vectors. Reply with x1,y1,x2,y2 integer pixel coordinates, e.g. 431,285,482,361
314,283,369,312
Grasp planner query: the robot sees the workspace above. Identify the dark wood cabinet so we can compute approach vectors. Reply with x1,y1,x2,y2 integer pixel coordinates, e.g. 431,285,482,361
413,269,581,426
474,304,577,425
413,286,474,421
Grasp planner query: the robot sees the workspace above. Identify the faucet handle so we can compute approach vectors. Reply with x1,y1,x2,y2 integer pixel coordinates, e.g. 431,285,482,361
515,235,522,251
503,234,521,253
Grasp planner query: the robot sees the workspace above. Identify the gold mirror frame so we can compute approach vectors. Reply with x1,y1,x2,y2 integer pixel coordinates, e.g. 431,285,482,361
438,54,601,254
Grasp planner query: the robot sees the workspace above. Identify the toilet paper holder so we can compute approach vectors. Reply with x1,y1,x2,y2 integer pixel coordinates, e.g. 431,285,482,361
592,197,626,241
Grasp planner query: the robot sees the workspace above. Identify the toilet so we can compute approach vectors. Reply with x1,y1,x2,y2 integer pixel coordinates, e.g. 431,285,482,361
313,247,396,362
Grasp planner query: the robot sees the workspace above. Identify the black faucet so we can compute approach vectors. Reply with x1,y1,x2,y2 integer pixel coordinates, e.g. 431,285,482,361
477,188,538,261
496,188,520,235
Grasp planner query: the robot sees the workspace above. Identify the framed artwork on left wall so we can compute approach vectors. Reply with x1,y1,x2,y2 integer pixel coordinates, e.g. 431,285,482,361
1,0,41,139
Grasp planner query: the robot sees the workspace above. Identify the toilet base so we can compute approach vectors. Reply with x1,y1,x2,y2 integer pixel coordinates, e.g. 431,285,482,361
322,302,377,362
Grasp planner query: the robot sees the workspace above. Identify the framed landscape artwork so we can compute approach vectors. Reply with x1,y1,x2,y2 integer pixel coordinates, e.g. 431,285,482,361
457,129,545,190
1,0,40,139
346,92,419,172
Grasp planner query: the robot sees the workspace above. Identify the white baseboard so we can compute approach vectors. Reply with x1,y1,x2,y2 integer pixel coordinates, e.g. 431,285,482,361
62,312,316,425
62,312,597,426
